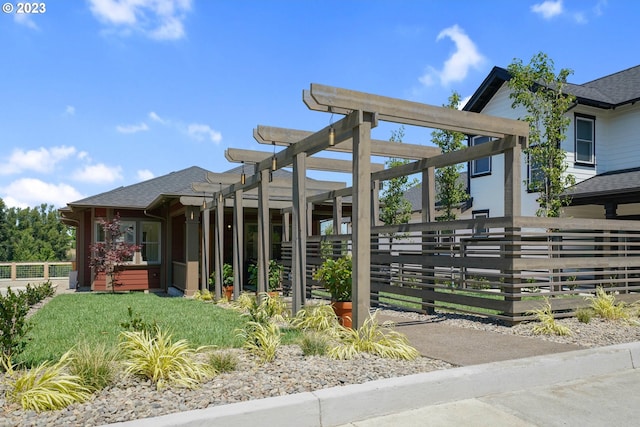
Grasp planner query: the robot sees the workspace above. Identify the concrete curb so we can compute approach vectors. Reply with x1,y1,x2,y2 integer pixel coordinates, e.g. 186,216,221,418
104,341,640,427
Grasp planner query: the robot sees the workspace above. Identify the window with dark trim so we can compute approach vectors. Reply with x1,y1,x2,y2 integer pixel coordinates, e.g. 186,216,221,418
527,151,544,193
575,114,595,166
470,136,492,177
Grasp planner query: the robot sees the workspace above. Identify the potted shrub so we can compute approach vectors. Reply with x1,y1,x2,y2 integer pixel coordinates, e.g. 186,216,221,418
248,260,284,295
209,263,234,300
313,255,352,328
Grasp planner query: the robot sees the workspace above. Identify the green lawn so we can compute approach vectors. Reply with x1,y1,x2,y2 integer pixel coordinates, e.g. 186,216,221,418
20,292,298,366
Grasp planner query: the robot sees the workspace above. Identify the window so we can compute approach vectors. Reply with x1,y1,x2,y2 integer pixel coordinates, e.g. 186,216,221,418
94,219,161,264
575,115,595,165
472,210,489,236
470,136,492,177
141,222,161,263
527,151,545,192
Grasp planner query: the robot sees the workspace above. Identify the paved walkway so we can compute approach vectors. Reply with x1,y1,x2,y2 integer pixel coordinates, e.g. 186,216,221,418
375,313,582,366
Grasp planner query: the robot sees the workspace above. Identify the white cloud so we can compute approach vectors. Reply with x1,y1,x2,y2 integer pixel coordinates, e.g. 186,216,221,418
88,0,192,40
187,123,222,144
148,111,166,124
531,0,563,19
136,169,155,181
72,163,123,184
419,25,485,87
64,105,76,116
0,146,76,175
116,122,149,134
14,13,39,30
1,178,83,208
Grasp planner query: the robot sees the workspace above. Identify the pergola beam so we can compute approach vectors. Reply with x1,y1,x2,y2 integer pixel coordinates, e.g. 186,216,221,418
305,84,529,137
225,148,385,173
254,125,441,160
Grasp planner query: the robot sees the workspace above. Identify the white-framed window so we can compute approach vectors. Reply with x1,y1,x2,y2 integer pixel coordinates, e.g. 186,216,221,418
575,115,595,165
141,222,161,263
527,150,545,192
470,136,492,177
95,220,136,244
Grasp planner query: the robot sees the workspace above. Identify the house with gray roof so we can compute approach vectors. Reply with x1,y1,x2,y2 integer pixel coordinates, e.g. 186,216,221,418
60,166,345,295
463,64,640,219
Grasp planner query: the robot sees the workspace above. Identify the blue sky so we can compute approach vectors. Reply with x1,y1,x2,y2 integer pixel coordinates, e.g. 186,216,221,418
1,0,635,208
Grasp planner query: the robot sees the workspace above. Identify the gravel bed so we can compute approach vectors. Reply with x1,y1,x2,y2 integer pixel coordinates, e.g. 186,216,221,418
1,291,639,426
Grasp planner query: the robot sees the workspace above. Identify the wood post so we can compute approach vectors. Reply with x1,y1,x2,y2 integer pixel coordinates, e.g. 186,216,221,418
292,152,307,314
257,168,271,296
422,166,436,314
201,207,210,291
352,112,372,328
214,200,224,300
233,189,244,299
185,205,201,297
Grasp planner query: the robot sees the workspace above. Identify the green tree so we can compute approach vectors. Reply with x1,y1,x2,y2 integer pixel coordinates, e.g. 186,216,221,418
379,126,416,230
0,199,10,261
508,52,576,217
431,91,469,221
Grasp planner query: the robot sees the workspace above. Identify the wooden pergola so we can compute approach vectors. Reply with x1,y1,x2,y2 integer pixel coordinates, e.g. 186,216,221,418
198,83,529,327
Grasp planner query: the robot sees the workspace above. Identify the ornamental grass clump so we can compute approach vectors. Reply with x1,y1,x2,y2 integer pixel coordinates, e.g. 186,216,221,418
528,299,571,336
328,313,419,360
290,303,339,332
68,341,119,392
3,351,91,412
237,321,281,364
588,287,630,321
208,350,238,373
119,327,214,390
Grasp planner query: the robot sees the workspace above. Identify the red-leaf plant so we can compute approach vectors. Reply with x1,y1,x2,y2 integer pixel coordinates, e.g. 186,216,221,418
89,214,141,292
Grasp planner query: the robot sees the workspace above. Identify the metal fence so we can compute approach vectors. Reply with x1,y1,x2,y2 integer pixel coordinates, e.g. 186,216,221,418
0,262,73,282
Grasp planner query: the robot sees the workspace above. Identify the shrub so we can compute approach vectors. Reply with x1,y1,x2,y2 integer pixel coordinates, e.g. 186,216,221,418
193,289,214,302
237,321,281,364
248,260,284,291
4,351,91,411
24,282,55,306
528,299,571,336
208,351,238,373
0,287,31,358
119,327,214,390
588,287,629,321
313,255,352,302
290,303,339,332
299,332,329,356
120,306,157,334
68,341,119,392
244,293,289,325
328,313,419,360
575,308,593,324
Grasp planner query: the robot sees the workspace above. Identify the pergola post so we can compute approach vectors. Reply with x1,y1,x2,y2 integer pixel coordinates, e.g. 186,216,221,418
257,168,271,295
352,111,372,328
214,197,224,300
333,196,342,235
201,206,210,291
185,206,200,297
422,166,436,314
503,136,523,323
233,189,244,299
292,152,307,313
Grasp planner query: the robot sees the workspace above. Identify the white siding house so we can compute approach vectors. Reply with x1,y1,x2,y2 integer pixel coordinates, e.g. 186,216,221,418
463,65,640,220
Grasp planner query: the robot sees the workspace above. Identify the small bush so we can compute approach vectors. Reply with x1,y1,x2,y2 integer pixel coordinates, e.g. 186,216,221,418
575,308,593,324
193,289,214,302
237,321,281,364
4,351,91,411
0,287,32,357
299,332,329,356
588,287,629,321
68,341,119,392
528,299,571,336
24,282,55,306
120,306,157,334
119,327,214,390
208,351,238,373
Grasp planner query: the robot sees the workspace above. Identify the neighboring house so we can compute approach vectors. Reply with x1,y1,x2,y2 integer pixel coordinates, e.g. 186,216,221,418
403,171,472,222
463,64,640,220
60,165,344,295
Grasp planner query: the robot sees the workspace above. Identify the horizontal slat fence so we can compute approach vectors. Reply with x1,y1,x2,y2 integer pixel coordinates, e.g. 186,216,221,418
282,216,640,323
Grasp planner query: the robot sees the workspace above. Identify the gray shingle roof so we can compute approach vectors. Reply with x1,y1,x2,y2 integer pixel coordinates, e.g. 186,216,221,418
68,166,213,209
566,167,640,201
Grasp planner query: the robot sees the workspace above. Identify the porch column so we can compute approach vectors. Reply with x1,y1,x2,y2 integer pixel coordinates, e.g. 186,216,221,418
214,197,224,300
233,189,244,299
201,206,210,291
292,151,307,313
257,168,271,295
352,111,372,328
422,165,436,314
184,206,200,297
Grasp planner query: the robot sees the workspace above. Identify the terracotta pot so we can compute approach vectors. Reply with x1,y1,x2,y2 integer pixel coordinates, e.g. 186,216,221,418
331,301,353,328
224,286,233,301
